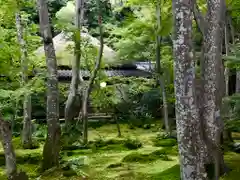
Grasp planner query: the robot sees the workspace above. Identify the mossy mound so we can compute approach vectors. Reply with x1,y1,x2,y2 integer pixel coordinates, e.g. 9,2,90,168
62,137,143,153
10,137,40,150
153,138,177,147
151,147,178,156
107,162,123,168
122,151,172,163
0,152,42,166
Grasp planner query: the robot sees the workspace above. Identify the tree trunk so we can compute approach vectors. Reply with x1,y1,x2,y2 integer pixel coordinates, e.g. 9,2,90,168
172,0,206,179
200,0,226,178
37,0,61,171
223,12,233,144
236,72,240,93
156,0,169,133
82,2,104,144
15,12,33,149
224,20,229,96
115,116,121,137
0,112,28,180
65,0,84,125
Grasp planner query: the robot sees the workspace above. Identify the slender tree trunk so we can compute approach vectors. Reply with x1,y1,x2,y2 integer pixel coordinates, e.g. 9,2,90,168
193,0,227,178
82,2,104,144
200,0,226,178
65,0,84,125
0,112,28,180
236,72,240,93
156,0,169,133
172,0,206,179
15,12,33,149
223,12,233,144
115,116,121,137
224,22,229,96
37,0,61,171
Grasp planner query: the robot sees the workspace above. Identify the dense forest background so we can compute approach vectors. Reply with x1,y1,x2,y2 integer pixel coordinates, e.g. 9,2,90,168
0,0,240,179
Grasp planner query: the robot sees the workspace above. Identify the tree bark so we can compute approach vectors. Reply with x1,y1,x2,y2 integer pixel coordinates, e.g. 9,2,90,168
224,19,229,96
37,0,61,171
65,0,84,125
0,112,28,180
236,72,240,93
82,1,104,144
172,0,206,179
200,0,226,178
223,11,233,144
156,0,169,134
15,12,33,149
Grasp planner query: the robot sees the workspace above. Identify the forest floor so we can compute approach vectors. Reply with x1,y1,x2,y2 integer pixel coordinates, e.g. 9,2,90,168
0,123,240,179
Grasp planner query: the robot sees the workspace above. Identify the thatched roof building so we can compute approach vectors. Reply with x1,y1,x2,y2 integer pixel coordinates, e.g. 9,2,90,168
34,31,154,81
35,31,119,67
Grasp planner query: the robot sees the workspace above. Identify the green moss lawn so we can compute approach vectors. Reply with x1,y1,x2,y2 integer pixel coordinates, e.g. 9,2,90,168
0,124,240,179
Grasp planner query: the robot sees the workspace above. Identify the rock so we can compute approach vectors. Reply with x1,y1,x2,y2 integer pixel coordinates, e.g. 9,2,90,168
66,156,89,167
232,142,240,153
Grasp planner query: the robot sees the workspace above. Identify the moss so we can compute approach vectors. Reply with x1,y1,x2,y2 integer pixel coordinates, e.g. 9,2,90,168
232,132,240,140
221,152,240,180
149,164,180,180
0,151,41,166
123,138,142,150
122,151,172,163
4,124,240,180
151,147,178,156
62,169,78,177
10,137,40,150
107,162,123,168
153,138,177,147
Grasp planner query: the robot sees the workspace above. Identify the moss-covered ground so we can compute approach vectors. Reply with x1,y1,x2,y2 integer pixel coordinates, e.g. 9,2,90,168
0,124,240,179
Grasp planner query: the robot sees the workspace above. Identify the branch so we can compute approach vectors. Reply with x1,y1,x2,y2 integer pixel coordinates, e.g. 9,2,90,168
193,1,205,35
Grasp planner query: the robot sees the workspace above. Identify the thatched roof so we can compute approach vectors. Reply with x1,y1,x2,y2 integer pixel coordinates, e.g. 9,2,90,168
58,69,151,79
34,31,118,67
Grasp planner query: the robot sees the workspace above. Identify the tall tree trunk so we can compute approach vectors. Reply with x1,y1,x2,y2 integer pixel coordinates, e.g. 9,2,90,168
193,0,227,178
37,0,61,171
224,21,229,96
200,0,226,178
172,0,206,179
15,12,33,149
82,1,104,144
65,0,84,125
0,112,28,180
223,12,233,144
236,72,240,93
156,0,169,134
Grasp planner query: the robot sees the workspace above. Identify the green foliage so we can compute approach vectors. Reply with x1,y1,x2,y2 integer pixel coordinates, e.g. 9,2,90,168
91,76,175,122
224,42,240,69
55,0,114,33
223,94,240,132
